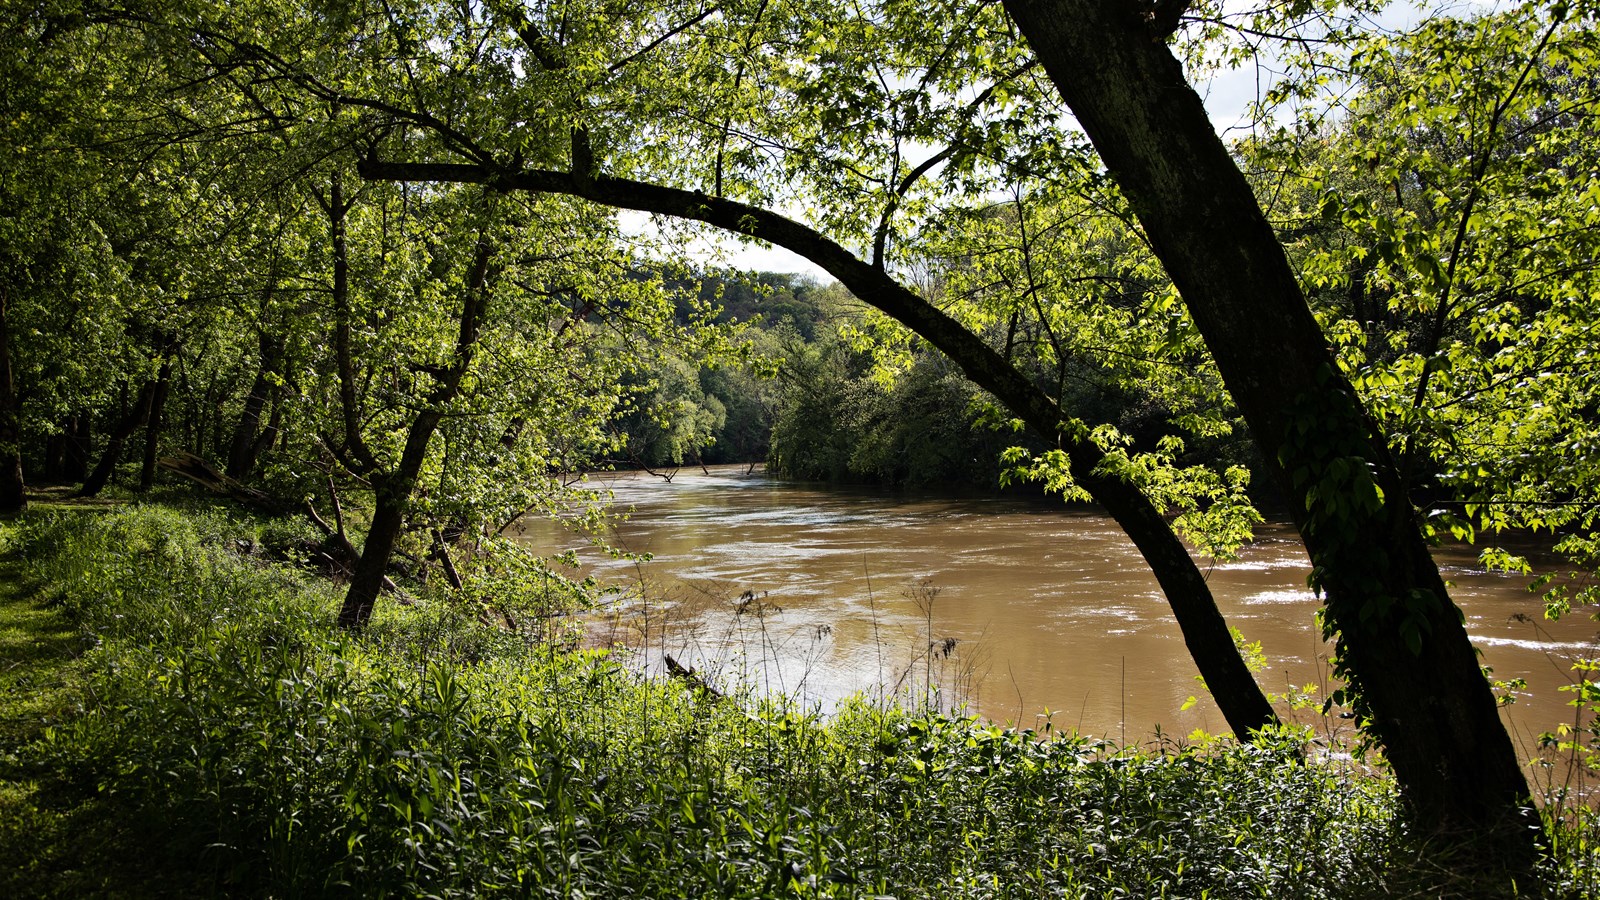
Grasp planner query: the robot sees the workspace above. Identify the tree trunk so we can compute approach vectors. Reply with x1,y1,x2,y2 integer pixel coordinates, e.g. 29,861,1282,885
336,408,447,628
0,291,24,512
431,526,465,590
64,412,90,482
325,173,381,477
337,473,410,628
157,451,293,514
256,392,283,459
335,215,497,630
226,334,283,480
44,413,91,483
42,431,64,482
196,366,224,461
138,356,174,492
78,379,157,498
1003,0,1534,858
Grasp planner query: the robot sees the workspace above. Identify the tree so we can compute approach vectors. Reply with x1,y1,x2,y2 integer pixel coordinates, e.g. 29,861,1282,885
125,0,1576,855
1,1,289,502
613,354,728,469
366,0,1553,853
0,1,125,507
4,0,717,631
765,309,1027,489
307,168,718,628
0,290,21,511
1000,0,1537,856
107,0,1281,736
767,324,875,482
321,175,503,628
23,0,1573,867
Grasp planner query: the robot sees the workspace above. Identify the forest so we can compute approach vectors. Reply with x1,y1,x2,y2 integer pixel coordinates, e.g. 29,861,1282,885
3,0,1600,895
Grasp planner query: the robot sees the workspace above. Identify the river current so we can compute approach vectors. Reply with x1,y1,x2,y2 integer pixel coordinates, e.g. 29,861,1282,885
517,465,1599,769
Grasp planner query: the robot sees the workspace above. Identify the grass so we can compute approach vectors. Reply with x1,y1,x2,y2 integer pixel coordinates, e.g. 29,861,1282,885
0,528,84,747
0,510,143,897
0,500,1593,898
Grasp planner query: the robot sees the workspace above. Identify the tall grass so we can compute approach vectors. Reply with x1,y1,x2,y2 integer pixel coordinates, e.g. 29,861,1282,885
2,503,1591,897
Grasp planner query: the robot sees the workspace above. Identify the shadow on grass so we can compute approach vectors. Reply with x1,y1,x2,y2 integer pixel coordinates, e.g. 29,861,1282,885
0,527,151,899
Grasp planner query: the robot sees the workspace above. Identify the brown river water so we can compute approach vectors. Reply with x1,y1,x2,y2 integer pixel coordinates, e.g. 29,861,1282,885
517,465,1600,771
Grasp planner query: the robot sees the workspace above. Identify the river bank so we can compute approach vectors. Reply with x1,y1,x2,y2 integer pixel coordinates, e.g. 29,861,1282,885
3,501,1592,896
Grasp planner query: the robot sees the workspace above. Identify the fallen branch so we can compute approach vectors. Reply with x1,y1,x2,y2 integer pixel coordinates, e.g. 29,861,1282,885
663,653,725,701
157,452,292,513
431,526,464,590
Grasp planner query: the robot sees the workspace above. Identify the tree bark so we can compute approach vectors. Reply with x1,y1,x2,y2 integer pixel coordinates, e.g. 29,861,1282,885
337,469,415,629
1002,0,1534,856
138,355,174,492
226,333,283,480
0,290,24,512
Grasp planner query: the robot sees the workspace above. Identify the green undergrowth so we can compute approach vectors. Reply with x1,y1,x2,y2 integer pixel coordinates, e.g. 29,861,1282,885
0,503,1593,898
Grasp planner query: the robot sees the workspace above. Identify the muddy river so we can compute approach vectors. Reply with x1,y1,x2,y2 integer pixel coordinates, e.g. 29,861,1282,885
518,465,1599,772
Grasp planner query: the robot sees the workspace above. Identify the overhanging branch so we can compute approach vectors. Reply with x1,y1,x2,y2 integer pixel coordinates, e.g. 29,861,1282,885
354,151,1279,737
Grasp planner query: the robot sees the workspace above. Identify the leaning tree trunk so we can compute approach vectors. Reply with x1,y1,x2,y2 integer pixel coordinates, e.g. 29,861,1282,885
1003,0,1535,859
358,160,1280,737
78,379,157,498
227,333,283,480
0,291,24,512
337,472,412,629
336,409,449,629
351,23,1282,730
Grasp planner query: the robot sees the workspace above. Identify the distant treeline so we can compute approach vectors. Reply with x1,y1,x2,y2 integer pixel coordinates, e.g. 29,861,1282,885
616,271,1260,495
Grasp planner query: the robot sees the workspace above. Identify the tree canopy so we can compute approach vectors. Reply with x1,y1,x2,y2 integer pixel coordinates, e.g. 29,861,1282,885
6,0,1600,872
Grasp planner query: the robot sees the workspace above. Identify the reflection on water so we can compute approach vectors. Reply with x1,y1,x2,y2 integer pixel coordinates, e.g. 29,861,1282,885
518,465,1600,757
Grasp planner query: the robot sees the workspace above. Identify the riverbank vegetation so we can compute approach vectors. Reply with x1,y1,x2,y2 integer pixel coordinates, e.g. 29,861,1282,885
5,0,1600,882
5,502,1596,898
